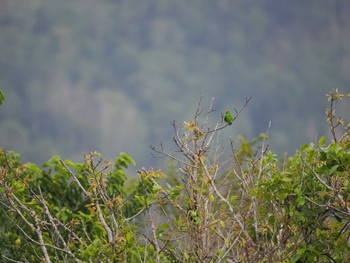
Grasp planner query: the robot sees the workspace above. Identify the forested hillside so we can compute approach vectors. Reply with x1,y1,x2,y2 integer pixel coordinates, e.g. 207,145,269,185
0,0,350,165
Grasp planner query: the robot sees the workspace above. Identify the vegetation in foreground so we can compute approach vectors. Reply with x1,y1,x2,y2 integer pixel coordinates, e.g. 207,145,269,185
0,89,349,262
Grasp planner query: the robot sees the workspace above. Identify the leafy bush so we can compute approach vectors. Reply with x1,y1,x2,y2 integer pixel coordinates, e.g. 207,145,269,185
0,90,349,262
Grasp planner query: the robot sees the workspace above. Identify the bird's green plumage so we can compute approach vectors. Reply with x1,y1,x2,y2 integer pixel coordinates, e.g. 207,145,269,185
224,110,233,125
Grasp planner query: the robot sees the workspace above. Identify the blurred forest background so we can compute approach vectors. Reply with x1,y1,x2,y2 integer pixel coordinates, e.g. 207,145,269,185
0,0,350,166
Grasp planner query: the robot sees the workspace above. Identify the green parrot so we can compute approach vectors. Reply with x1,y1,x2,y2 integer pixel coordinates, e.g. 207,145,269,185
224,110,233,125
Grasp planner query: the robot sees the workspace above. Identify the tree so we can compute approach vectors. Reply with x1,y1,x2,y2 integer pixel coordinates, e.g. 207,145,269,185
136,90,350,262
0,151,149,262
0,90,349,262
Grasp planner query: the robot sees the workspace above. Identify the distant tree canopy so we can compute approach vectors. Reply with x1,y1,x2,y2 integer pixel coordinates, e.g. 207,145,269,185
0,0,350,165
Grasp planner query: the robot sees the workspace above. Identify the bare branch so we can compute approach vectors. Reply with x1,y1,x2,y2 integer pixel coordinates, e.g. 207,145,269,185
148,208,161,263
207,96,252,135
2,255,28,263
301,157,335,191
194,93,205,120
60,160,88,196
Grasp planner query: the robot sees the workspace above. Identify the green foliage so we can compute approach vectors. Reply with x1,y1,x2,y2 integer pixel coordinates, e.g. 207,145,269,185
0,89,4,106
0,149,146,262
0,90,349,262
1,1,350,165
252,90,350,262
256,136,350,261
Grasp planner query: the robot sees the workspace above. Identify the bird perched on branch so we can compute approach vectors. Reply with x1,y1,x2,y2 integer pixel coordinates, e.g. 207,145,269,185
224,110,233,125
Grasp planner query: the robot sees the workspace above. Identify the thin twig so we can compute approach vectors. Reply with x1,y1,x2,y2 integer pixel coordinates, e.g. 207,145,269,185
301,158,335,191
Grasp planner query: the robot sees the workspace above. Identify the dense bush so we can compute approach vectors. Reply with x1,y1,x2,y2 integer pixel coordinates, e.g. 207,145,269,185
0,90,349,262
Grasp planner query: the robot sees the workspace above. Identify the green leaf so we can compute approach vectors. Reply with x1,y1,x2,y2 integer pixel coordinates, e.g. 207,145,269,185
297,197,305,206
300,144,309,152
224,237,229,248
0,89,5,105
217,249,223,257
291,247,306,263
209,194,214,202
220,220,225,227
318,136,326,146
152,181,162,192
328,165,339,175
116,152,136,168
